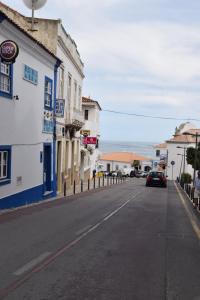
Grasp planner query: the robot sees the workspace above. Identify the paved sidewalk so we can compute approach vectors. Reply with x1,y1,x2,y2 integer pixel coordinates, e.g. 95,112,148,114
0,176,128,217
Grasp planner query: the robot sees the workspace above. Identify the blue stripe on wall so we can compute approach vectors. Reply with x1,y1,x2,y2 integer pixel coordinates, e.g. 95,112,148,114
0,184,54,210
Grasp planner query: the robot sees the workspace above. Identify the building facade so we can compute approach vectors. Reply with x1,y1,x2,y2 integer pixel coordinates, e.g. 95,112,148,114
0,11,60,209
80,97,101,179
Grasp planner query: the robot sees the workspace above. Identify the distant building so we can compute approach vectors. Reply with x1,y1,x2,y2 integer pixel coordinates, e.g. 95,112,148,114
80,97,101,179
99,152,152,172
0,10,61,209
153,143,168,172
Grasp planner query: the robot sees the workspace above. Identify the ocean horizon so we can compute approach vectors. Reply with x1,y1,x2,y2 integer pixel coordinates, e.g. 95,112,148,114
99,140,159,159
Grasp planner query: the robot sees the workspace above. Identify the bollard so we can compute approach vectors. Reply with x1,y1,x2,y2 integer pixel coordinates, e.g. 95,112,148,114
93,177,96,189
103,175,105,187
81,180,83,193
113,176,114,184
99,177,100,188
73,180,76,194
107,176,109,186
88,179,90,190
64,181,67,197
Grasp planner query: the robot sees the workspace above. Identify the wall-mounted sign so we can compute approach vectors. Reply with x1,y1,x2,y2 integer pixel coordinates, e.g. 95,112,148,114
171,160,175,165
80,130,90,136
83,136,97,145
55,99,65,117
0,40,19,64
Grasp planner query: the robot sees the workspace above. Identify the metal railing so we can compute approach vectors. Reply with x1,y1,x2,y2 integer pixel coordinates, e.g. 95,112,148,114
177,178,200,211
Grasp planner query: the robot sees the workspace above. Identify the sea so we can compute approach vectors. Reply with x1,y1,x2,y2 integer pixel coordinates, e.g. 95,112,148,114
99,140,158,160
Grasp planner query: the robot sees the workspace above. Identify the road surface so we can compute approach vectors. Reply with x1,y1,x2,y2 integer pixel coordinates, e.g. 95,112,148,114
0,179,200,300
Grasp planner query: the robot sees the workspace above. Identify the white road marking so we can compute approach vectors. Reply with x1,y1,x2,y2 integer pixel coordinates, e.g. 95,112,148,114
76,225,92,236
13,252,51,276
174,182,200,240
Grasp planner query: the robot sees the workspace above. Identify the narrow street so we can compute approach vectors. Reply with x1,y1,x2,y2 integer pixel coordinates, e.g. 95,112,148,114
0,179,200,300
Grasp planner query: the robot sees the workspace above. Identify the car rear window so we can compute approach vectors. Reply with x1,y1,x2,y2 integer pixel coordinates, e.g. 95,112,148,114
149,172,163,178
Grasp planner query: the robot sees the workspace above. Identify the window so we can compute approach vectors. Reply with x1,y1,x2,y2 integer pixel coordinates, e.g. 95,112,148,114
0,62,13,98
156,150,160,157
44,76,53,110
74,80,77,109
58,67,64,98
78,86,82,110
84,109,89,120
0,146,11,185
67,74,72,102
24,65,38,85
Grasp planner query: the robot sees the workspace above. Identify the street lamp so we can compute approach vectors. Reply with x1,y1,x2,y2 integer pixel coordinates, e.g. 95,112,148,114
177,153,184,182
176,146,187,174
182,131,200,184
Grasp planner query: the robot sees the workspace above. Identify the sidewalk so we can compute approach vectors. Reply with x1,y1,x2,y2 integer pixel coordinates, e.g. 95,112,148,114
0,176,128,217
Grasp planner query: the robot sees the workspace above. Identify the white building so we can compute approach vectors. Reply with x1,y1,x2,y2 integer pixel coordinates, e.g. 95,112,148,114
0,2,85,195
99,152,152,173
153,143,168,172
0,11,61,209
80,97,101,179
165,123,199,180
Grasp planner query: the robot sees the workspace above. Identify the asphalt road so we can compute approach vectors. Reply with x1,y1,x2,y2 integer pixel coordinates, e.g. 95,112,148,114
0,179,200,300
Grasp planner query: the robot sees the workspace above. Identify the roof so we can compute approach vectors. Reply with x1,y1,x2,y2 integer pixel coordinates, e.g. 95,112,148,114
82,96,102,111
166,129,200,144
100,152,150,163
0,4,61,64
154,143,167,149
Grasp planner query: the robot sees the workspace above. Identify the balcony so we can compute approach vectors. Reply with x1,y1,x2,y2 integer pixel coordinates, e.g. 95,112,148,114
65,103,84,131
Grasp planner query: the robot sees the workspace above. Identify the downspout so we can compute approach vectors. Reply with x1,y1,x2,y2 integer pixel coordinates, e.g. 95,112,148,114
53,59,61,196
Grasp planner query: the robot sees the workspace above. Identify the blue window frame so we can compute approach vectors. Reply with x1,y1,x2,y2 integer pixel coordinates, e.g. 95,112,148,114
44,76,53,110
0,61,13,99
0,145,11,186
24,65,38,85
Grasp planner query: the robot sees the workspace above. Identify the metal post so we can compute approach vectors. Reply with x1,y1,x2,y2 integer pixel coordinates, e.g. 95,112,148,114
64,181,67,197
73,180,76,194
81,180,83,193
107,175,109,186
179,154,183,183
93,177,96,189
98,177,100,188
88,179,90,190
183,147,186,174
193,133,198,185
103,175,104,187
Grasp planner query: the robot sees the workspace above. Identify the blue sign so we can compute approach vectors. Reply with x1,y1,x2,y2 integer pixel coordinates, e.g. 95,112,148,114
55,99,65,117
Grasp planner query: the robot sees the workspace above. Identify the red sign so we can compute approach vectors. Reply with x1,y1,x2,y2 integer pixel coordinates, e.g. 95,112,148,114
0,40,19,64
83,136,97,145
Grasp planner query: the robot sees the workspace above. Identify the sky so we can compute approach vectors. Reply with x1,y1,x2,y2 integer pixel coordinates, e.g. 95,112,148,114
3,0,200,142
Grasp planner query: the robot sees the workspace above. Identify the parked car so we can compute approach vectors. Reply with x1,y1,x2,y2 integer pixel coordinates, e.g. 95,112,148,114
135,171,143,178
146,171,167,187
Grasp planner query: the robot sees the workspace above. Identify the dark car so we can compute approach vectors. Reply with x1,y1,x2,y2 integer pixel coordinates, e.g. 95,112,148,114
146,171,167,187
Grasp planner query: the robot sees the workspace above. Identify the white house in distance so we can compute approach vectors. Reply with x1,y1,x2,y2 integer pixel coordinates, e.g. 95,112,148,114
156,122,198,180
0,2,85,195
0,10,61,209
153,143,168,172
99,152,152,173
80,96,101,179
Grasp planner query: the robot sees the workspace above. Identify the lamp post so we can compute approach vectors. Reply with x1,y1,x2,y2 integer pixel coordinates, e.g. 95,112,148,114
177,146,186,174
182,132,200,184
177,153,184,182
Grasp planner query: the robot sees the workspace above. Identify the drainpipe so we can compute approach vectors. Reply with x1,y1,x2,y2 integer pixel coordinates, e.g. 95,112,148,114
53,60,61,196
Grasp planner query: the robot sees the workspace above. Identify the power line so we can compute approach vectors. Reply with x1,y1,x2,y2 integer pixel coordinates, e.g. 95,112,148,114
102,109,200,122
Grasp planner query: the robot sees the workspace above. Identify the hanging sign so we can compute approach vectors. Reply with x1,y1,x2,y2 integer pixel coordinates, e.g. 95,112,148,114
0,40,19,64
83,136,97,145
80,130,90,136
55,99,65,117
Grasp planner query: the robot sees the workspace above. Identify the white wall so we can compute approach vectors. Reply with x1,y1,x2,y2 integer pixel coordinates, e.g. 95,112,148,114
0,20,56,199
167,142,194,180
